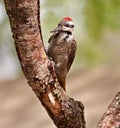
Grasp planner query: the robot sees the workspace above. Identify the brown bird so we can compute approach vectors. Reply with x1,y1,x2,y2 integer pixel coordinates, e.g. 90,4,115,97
48,17,77,91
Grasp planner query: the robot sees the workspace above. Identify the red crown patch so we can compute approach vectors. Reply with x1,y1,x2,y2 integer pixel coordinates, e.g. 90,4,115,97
63,17,72,21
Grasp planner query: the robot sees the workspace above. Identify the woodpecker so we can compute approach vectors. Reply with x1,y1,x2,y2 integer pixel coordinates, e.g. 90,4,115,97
48,17,77,91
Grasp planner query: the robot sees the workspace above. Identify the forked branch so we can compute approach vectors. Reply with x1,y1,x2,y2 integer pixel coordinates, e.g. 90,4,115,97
4,0,120,128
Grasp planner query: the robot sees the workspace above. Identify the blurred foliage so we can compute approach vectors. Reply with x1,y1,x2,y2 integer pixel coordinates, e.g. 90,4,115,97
0,0,120,70
76,42,106,67
84,0,120,40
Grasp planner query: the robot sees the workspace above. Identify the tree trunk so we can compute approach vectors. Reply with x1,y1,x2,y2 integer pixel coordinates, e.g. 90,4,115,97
4,0,86,128
4,0,120,128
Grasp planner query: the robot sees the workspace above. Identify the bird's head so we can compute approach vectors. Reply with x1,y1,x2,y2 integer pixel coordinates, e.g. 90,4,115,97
50,17,74,34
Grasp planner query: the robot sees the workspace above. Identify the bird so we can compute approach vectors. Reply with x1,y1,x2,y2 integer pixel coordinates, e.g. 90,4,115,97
47,17,77,91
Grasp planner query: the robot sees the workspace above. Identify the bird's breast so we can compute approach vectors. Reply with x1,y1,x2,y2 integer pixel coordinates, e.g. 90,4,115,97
57,33,73,43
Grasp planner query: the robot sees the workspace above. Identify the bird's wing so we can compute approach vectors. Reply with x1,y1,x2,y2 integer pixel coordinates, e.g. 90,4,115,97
48,32,59,43
67,39,77,72
48,35,54,44
47,34,56,56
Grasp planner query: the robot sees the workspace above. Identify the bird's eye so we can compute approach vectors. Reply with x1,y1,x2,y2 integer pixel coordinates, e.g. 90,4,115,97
65,24,70,27
70,25,74,28
65,24,74,28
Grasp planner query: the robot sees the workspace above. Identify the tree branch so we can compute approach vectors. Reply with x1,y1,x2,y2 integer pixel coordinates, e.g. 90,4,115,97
4,0,86,128
97,91,120,128
4,0,120,128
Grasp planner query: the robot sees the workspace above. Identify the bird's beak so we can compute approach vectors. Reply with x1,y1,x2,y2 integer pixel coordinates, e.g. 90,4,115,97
50,26,62,33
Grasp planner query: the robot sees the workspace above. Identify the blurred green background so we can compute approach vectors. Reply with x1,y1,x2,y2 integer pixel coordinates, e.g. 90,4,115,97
0,1,120,128
0,0,120,79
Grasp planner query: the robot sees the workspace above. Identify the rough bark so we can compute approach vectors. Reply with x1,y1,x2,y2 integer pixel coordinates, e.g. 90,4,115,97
97,91,120,128
4,0,86,128
4,0,120,128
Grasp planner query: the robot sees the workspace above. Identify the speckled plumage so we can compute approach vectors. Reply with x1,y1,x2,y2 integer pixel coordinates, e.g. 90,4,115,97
48,17,76,91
